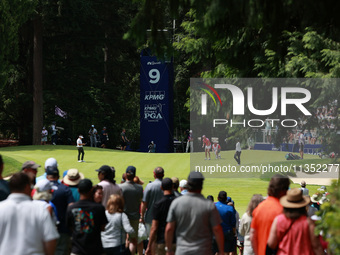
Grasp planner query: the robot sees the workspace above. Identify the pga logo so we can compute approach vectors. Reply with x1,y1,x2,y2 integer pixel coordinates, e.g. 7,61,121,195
201,84,312,116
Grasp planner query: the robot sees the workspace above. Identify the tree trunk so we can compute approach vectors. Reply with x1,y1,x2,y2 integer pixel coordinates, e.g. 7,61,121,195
32,17,43,145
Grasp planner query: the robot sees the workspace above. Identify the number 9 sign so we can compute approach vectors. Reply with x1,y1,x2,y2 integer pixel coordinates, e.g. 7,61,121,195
149,69,160,84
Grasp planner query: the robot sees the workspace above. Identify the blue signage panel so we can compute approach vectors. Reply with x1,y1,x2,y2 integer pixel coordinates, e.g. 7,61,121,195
140,50,174,152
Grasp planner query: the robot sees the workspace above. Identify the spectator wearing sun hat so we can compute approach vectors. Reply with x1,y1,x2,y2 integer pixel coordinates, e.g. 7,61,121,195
267,188,324,255
62,168,85,202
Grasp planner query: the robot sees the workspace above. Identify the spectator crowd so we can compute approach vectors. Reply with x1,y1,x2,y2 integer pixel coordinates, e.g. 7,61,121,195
0,154,329,255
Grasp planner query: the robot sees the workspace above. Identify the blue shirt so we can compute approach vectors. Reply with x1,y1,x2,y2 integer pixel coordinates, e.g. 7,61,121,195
50,181,75,233
215,201,236,232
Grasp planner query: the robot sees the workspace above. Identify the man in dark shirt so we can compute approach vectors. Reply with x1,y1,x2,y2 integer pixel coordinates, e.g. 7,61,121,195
145,178,176,255
67,179,108,255
46,165,75,255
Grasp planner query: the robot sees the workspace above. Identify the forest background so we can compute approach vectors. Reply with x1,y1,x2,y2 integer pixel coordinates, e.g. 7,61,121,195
0,0,339,153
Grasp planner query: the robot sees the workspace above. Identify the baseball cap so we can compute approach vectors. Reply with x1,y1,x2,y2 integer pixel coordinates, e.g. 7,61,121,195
79,135,84,138
22,160,41,170
179,179,187,188
45,158,58,169
63,168,84,186
300,180,306,187
34,179,53,192
187,171,204,190
96,165,113,175
78,179,93,194
162,178,173,191
126,166,136,176
45,165,59,176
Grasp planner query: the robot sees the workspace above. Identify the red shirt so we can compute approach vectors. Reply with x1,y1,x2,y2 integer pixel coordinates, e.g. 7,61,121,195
276,214,314,255
203,138,211,146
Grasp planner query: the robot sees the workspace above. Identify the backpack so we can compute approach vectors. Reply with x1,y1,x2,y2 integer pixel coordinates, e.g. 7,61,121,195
285,153,301,160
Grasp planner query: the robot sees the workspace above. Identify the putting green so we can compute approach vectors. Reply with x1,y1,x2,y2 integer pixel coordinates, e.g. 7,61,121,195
0,145,327,215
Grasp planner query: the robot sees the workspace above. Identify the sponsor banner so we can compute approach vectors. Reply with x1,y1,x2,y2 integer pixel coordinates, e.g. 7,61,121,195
190,78,339,178
140,51,174,152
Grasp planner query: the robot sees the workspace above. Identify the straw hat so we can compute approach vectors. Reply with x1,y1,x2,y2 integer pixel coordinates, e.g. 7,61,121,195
310,194,320,203
280,188,310,208
63,168,84,186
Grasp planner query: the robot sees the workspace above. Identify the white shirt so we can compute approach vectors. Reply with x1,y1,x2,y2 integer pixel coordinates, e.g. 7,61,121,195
0,193,59,255
77,138,83,147
41,129,48,137
236,142,241,152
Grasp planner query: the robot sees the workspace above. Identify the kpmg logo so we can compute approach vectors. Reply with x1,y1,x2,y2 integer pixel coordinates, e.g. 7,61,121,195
145,91,165,101
144,104,163,121
199,83,312,128
147,61,162,65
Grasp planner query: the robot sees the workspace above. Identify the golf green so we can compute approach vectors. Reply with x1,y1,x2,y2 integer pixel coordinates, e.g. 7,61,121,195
0,145,327,215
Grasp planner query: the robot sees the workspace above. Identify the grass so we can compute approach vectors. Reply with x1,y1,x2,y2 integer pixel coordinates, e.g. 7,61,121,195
0,145,335,215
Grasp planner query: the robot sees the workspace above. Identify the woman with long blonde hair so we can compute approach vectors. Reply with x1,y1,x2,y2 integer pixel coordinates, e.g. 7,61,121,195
239,194,264,255
101,194,135,255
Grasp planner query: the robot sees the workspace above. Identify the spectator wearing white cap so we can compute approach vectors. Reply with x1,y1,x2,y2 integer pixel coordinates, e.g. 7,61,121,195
33,179,59,224
35,157,58,183
179,179,188,195
77,135,85,162
62,168,85,202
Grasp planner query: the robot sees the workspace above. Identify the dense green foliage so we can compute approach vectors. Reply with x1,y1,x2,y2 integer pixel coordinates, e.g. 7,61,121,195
317,181,340,254
0,0,143,146
127,0,340,152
